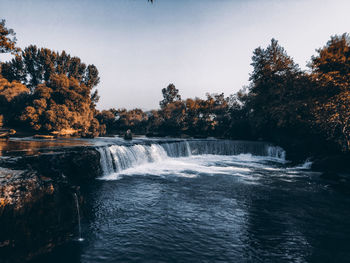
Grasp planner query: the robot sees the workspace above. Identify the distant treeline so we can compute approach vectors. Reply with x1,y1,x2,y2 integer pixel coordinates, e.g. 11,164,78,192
97,36,350,159
1,19,350,157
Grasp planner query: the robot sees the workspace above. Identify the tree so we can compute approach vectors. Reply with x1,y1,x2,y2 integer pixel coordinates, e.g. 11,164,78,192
310,33,350,98
0,76,29,102
109,108,149,134
20,74,101,136
314,92,350,151
1,45,100,93
159,101,186,135
0,19,104,136
245,38,304,137
0,55,26,83
0,19,20,58
160,83,181,109
0,76,29,127
96,109,116,133
310,34,350,151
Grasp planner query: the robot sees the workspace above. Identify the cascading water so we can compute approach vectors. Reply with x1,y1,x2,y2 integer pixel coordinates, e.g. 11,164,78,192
73,193,84,242
266,145,286,159
97,140,286,177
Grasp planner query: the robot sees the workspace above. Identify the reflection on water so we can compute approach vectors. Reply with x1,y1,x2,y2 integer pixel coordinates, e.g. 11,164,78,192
0,138,92,156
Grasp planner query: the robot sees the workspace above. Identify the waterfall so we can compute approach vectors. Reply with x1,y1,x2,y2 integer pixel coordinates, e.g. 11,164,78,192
97,140,286,176
266,145,286,160
108,144,168,172
73,193,84,242
97,147,114,175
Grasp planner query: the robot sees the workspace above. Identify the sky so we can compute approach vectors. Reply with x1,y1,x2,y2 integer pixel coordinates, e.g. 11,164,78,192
1,0,350,110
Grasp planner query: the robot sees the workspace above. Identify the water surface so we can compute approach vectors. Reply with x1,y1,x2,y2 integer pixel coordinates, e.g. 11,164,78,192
35,140,350,263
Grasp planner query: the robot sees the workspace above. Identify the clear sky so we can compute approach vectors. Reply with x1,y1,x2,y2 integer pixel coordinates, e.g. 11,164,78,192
1,0,350,110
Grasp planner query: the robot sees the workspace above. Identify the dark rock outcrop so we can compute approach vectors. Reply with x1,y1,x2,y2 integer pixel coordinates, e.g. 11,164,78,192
0,168,79,262
124,129,132,140
19,147,102,183
1,147,102,183
0,146,102,262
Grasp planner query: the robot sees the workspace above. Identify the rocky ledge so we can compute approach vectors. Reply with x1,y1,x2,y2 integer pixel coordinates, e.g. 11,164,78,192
0,146,102,262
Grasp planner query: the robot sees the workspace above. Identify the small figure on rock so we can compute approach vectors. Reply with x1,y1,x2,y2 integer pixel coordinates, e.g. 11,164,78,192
124,129,132,140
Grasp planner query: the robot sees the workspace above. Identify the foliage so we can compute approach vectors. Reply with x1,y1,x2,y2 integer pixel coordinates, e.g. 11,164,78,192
96,109,117,134
0,19,20,57
0,76,29,127
245,39,306,136
0,21,104,137
310,34,350,151
19,74,101,136
1,45,100,94
310,34,350,96
0,76,29,102
114,108,149,134
180,94,230,137
314,91,350,151
159,83,181,109
96,108,149,134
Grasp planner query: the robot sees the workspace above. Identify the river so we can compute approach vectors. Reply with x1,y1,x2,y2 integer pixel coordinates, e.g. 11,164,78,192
26,138,350,263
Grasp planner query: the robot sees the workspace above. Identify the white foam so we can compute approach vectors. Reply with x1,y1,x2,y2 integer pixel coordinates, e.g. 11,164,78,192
97,141,289,181
99,152,293,181
101,156,254,180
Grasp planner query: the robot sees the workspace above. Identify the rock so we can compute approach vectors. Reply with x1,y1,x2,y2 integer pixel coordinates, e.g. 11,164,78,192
10,147,103,183
124,129,132,140
0,168,79,262
0,146,102,261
